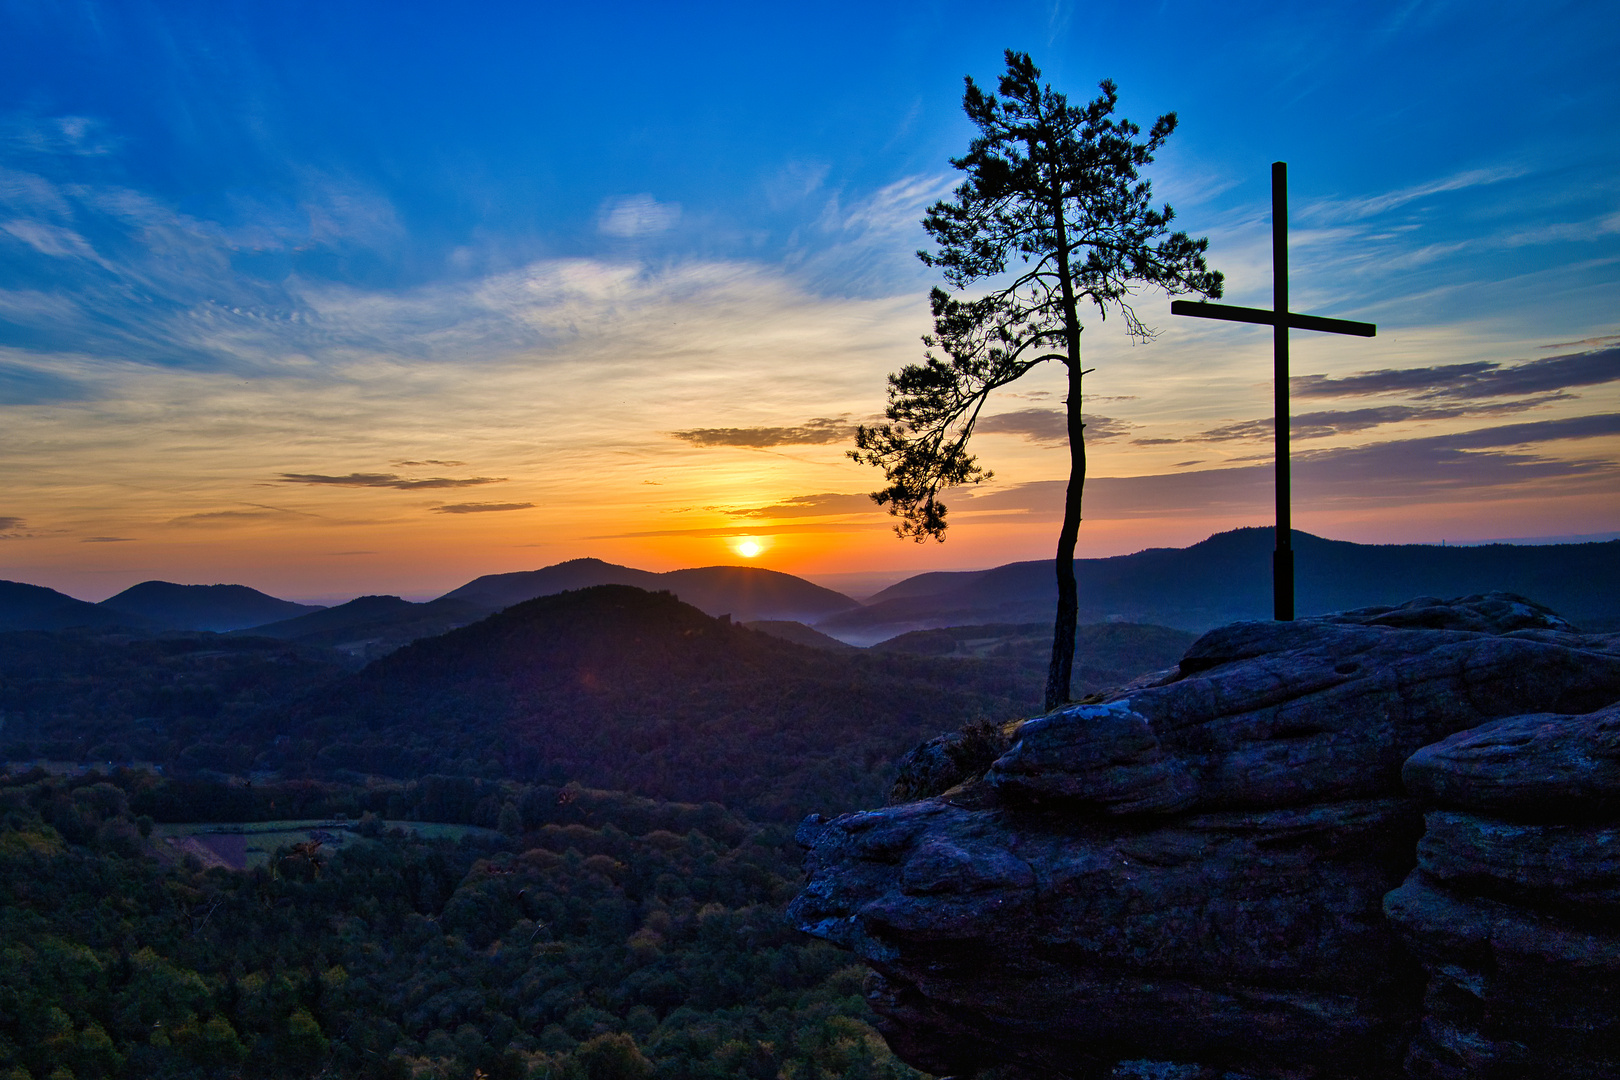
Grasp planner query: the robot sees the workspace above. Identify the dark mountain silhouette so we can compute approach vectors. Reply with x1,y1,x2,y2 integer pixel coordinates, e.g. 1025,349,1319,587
863,569,987,605
0,629,346,766
819,528,1620,641
743,619,859,652
656,566,859,622
0,580,142,632
98,581,323,632
442,558,859,623
281,585,1026,819
237,594,486,662
440,557,662,609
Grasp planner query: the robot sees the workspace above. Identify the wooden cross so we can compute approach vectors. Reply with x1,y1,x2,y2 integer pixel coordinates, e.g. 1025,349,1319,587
1172,161,1376,621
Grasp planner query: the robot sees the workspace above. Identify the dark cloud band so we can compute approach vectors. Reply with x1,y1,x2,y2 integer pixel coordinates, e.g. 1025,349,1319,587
1188,398,1566,443
975,409,1131,444
724,493,876,518
958,414,1620,520
431,502,535,514
670,417,854,448
278,472,505,489
1293,346,1620,400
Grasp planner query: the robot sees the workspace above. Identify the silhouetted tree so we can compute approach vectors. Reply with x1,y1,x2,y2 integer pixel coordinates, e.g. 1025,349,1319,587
852,50,1223,710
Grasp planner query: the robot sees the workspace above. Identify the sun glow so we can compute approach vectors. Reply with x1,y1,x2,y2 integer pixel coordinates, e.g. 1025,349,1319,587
732,537,765,559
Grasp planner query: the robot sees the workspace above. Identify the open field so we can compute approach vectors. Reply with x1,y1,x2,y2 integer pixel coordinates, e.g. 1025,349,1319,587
151,819,503,870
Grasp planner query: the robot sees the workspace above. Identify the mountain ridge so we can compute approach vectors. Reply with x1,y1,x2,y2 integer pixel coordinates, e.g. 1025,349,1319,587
279,583,1029,818
99,580,324,632
0,580,142,632
5,526,1616,641
821,527,1620,642
442,560,860,623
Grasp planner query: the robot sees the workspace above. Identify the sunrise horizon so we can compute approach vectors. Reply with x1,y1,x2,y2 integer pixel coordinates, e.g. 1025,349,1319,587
12,518,1620,610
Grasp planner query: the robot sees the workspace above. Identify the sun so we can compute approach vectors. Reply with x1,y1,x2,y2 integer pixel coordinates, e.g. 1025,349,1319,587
731,537,764,559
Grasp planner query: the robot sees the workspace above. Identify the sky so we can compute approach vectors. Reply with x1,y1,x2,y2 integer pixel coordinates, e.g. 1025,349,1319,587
1,0,1617,603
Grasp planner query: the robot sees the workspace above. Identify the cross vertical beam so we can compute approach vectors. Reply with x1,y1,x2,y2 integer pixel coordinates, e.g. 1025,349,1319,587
1170,163,1376,623
1272,162,1292,621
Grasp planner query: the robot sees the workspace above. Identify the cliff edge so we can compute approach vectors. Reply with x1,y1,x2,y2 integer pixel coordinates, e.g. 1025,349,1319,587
789,594,1620,1080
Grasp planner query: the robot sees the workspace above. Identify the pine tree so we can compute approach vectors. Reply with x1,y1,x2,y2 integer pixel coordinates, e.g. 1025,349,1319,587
852,50,1222,710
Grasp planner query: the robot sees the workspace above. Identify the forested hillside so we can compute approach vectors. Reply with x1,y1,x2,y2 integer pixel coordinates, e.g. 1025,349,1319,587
0,767,919,1080
4,587,1046,822
0,583,1198,1079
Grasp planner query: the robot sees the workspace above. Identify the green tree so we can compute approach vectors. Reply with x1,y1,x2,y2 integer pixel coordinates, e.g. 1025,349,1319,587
573,1032,654,1080
852,50,1222,710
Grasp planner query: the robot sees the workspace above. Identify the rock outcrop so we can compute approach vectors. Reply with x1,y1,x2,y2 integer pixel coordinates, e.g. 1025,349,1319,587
789,594,1620,1079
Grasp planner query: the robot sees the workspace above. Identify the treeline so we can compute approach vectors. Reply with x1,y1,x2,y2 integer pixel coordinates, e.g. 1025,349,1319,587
0,629,344,767
0,767,922,1080
19,766,749,843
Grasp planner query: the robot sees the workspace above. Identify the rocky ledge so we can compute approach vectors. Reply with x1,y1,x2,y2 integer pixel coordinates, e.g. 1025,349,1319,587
788,594,1620,1080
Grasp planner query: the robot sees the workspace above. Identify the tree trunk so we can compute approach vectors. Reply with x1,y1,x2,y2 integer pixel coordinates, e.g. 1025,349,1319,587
1043,356,1085,712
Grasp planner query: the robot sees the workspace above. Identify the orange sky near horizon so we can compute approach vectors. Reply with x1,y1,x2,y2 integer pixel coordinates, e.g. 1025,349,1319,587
5,277,1615,605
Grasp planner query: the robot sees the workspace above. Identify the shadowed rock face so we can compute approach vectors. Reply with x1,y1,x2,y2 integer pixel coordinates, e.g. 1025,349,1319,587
788,595,1620,1080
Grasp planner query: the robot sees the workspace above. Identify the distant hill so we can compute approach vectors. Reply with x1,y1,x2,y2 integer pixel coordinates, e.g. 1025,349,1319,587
440,557,662,609
742,620,859,652
819,528,1620,641
0,630,346,767
98,581,324,632
656,566,860,622
442,559,860,623
282,584,1029,819
0,580,140,632
238,594,486,662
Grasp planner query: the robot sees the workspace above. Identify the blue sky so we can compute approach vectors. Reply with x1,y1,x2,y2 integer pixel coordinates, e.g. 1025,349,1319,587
2,0,1617,600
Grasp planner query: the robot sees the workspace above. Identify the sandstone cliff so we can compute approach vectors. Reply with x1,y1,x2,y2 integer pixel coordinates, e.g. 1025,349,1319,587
789,594,1620,1079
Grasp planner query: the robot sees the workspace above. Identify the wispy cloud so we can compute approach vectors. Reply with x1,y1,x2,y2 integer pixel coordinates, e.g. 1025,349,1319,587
81,535,135,542
591,520,885,540
2,114,122,157
0,359,95,405
831,173,955,236
167,509,289,526
1299,165,1529,224
599,194,681,238
670,416,857,448
0,164,410,370
1,219,101,260
723,492,876,518
431,502,535,514
277,472,506,490
794,172,956,293
1541,333,1620,351
976,408,1133,444
1497,210,1620,248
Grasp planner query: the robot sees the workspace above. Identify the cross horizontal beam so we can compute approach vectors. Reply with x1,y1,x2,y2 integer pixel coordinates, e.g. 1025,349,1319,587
1171,299,1376,338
